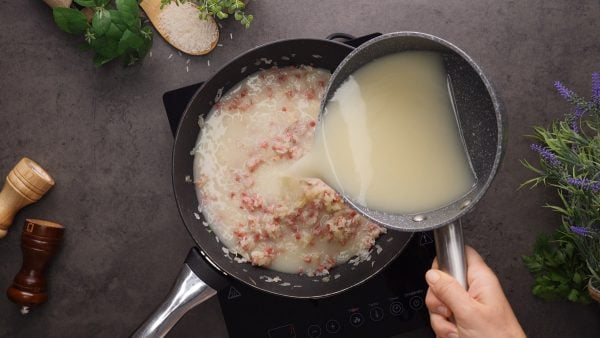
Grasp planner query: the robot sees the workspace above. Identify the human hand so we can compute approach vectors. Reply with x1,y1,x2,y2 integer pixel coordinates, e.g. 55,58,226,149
424,246,526,338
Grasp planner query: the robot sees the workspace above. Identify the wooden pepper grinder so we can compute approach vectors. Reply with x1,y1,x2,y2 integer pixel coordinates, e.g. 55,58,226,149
0,157,55,238
7,219,65,314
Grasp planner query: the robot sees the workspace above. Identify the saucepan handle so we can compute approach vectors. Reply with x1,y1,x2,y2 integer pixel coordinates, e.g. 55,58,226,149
433,222,468,289
131,249,217,338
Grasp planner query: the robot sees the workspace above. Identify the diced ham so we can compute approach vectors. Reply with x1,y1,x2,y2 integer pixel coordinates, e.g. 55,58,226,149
240,193,264,212
245,157,264,173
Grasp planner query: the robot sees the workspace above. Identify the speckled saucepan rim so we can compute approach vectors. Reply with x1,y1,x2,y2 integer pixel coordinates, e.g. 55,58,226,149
320,31,505,232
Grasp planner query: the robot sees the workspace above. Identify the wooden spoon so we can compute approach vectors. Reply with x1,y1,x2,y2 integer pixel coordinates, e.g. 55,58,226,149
43,0,72,8
140,0,219,55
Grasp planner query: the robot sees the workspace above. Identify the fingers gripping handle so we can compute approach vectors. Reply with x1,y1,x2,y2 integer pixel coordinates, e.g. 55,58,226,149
433,222,468,289
132,251,216,338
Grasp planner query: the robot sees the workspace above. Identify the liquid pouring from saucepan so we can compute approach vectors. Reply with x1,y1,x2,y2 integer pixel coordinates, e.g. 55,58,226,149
288,51,476,214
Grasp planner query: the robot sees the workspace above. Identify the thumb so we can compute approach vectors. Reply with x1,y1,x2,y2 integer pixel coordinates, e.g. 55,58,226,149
425,269,472,317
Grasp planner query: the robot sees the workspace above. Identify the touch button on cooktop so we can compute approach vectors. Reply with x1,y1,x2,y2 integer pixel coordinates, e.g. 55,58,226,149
370,306,385,322
267,323,296,338
390,301,405,316
307,324,322,338
325,319,341,334
349,312,365,327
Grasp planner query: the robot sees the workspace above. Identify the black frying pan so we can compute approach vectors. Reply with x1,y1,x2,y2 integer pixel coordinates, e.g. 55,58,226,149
133,35,413,337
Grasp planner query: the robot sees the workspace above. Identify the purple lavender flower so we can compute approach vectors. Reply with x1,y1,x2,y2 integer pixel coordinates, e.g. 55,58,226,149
570,107,586,133
570,119,579,133
566,177,600,193
574,106,585,119
530,143,561,167
570,226,594,237
555,81,574,100
592,72,600,104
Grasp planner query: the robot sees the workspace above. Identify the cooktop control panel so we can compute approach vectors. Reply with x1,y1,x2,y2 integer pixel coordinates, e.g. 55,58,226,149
217,233,435,338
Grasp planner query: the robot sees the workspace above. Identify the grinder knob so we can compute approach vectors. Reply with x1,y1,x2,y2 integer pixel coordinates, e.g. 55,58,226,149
0,157,55,238
7,219,64,314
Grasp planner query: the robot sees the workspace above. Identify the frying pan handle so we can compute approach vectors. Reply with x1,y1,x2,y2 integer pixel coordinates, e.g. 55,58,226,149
433,222,468,289
326,32,383,48
326,33,357,41
131,249,217,338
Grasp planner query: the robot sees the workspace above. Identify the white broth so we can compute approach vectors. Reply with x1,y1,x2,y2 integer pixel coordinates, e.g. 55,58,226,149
292,52,475,214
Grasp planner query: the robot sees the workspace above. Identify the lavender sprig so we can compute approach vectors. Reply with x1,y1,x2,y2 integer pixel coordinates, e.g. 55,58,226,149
566,177,600,193
570,226,595,237
555,81,574,100
570,120,579,134
523,73,600,303
570,107,586,133
573,106,586,119
530,143,561,167
554,80,591,110
592,72,600,105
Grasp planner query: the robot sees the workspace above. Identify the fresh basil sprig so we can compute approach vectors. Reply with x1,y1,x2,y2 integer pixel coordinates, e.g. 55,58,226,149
52,0,152,66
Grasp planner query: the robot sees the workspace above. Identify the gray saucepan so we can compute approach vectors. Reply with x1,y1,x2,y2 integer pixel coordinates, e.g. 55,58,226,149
319,32,504,288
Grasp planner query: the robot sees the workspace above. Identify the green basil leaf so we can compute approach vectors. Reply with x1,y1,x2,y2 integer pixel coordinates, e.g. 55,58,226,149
140,25,153,40
94,53,117,66
74,0,97,7
108,10,127,32
135,28,153,56
96,0,111,7
92,9,111,36
116,0,140,17
110,10,139,31
53,8,88,35
106,22,124,40
90,35,119,58
118,29,144,54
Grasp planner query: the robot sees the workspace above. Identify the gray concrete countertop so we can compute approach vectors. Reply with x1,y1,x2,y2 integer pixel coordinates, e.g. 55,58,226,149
1,1,599,337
